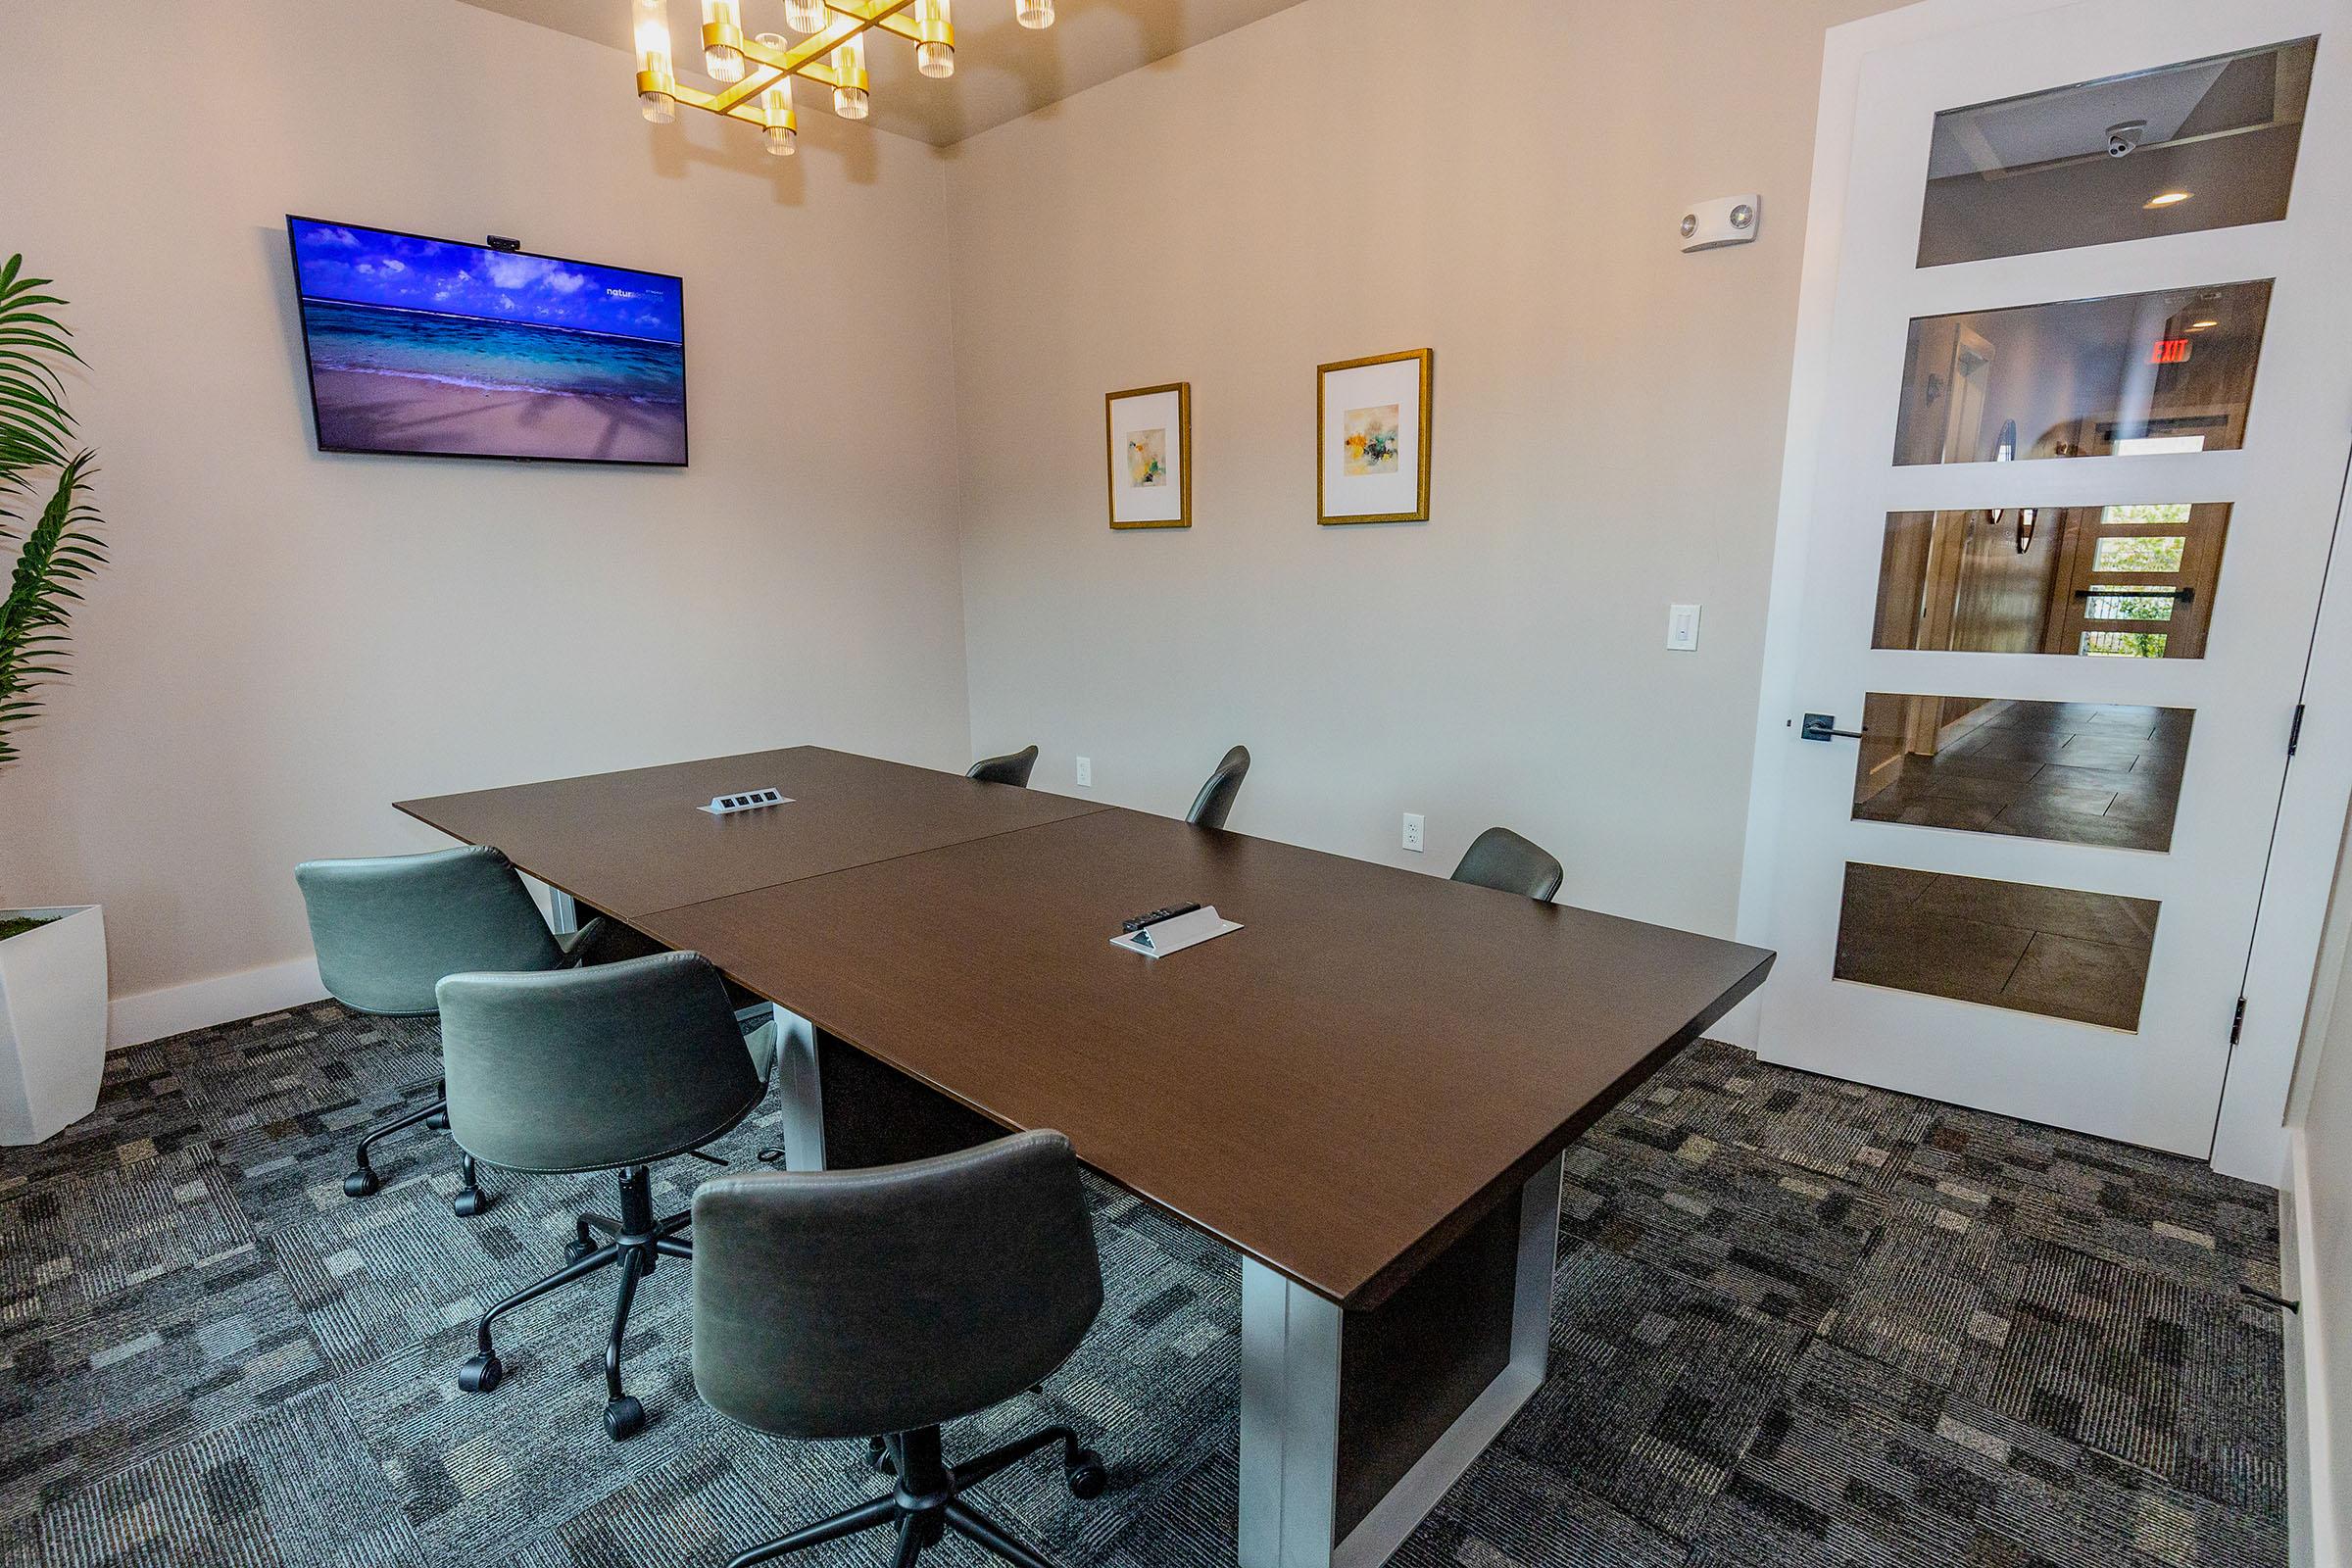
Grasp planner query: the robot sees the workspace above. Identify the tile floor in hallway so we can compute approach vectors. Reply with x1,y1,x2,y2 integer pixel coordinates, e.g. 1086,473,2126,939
1854,701,2190,853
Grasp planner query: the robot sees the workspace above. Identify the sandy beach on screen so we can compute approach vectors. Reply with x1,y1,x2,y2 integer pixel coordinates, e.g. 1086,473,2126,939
310,368,686,464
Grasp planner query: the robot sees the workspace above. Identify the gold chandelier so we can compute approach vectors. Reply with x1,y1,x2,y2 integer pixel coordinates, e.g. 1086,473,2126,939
633,0,1054,155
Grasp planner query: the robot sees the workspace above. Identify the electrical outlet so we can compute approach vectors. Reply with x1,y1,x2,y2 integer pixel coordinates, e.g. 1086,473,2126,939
1075,756,1093,788
1401,812,1425,853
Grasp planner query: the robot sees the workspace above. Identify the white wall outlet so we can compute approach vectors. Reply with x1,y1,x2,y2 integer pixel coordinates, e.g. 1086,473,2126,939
1667,604,1702,652
1401,812,1425,853
1075,756,1093,787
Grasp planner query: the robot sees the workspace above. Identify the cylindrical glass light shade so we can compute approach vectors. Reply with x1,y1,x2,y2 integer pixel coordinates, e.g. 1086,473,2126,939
702,0,745,82
1015,0,1053,28
783,0,828,33
760,83,798,156
634,0,677,122
915,0,954,77
832,32,869,120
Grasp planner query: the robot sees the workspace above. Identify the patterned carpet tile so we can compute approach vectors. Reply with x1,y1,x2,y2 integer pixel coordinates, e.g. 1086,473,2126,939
0,1242,327,1528
0,1013,2290,1568
20,1387,421,1568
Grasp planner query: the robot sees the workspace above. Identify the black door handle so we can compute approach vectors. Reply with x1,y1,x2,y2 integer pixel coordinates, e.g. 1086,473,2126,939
1800,712,1870,743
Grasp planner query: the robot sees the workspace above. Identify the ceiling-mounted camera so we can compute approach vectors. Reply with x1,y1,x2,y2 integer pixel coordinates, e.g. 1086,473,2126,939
2105,120,2148,158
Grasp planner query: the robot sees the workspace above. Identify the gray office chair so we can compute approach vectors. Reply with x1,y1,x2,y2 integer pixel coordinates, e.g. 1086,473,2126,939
1450,826,1564,902
967,746,1040,788
693,1131,1109,1568
295,845,606,1216
438,951,775,1441
1185,745,1250,830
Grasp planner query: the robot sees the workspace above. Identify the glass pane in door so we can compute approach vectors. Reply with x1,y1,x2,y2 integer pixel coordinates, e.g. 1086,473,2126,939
1836,862,2159,1029
1918,37,2316,267
1873,502,2230,657
1892,281,2273,464
1850,697,2189,850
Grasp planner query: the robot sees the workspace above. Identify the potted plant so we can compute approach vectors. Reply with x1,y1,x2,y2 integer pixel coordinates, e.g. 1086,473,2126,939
0,255,109,1144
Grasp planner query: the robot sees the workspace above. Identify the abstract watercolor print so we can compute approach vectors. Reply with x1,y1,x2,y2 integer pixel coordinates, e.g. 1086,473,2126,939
1127,427,1168,488
1344,405,1400,475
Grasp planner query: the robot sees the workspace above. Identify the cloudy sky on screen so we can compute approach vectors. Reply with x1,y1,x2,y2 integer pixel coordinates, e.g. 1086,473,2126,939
291,220,682,343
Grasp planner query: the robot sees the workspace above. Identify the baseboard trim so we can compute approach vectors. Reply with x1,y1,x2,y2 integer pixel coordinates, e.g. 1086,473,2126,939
2286,1129,2340,1568
107,956,328,1050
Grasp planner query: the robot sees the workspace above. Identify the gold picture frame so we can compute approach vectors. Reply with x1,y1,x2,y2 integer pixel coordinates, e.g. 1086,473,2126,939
1316,348,1433,525
1104,382,1193,530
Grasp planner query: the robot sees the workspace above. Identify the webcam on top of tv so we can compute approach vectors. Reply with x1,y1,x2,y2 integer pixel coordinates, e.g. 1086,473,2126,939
486,234,522,253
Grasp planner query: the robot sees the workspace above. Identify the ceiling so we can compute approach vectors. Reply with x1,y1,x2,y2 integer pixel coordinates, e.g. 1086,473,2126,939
460,0,1308,146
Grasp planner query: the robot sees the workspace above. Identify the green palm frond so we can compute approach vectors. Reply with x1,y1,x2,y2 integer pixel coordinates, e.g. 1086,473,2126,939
0,454,104,765
0,254,103,766
0,255,80,495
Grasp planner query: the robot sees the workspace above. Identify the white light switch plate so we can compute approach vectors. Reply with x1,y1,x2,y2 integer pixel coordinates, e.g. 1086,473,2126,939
1667,604,1702,652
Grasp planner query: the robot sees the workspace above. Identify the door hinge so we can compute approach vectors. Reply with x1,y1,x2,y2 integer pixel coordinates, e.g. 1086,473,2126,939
2289,704,2306,758
2230,996,2248,1045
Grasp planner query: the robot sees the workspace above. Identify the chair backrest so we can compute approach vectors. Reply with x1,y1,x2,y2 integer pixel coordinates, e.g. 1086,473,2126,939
692,1130,1102,1441
436,952,764,1174
295,846,565,1016
1185,745,1251,830
1450,826,1564,903
966,745,1040,788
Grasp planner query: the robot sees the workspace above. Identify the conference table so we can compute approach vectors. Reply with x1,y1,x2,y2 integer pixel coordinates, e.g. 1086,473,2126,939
398,746,1774,1568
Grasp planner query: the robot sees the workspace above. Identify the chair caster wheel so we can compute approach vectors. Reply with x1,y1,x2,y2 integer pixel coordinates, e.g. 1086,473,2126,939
865,1437,897,1475
425,1111,450,1131
342,1169,379,1199
604,1396,646,1441
453,1189,487,1219
458,1353,503,1394
564,1239,598,1267
1066,1450,1108,1499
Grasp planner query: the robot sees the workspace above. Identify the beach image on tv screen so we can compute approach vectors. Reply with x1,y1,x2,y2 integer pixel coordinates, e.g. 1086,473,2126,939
288,219,686,465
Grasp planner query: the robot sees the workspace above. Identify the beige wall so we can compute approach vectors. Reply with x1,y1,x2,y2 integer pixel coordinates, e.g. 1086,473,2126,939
0,0,971,1005
946,0,1903,933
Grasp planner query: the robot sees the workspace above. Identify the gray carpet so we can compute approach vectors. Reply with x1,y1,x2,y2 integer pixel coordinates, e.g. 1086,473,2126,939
0,1004,2288,1567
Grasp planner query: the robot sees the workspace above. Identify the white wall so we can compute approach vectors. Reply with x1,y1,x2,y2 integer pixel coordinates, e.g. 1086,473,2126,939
0,0,973,1022
944,0,1904,935
2287,823,2352,1562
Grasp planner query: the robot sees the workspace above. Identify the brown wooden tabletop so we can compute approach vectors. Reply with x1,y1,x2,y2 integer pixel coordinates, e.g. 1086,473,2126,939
635,806,1773,1309
396,746,1107,917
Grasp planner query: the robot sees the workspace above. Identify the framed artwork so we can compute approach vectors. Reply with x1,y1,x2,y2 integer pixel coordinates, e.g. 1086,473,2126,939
1316,348,1432,525
1104,382,1192,529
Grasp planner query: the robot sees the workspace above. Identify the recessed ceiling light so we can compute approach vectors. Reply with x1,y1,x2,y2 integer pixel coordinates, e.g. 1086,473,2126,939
2145,191,2193,209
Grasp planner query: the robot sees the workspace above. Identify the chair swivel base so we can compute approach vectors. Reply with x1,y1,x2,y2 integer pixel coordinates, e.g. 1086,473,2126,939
727,1425,1105,1568
458,1163,687,1441
342,1081,490,1217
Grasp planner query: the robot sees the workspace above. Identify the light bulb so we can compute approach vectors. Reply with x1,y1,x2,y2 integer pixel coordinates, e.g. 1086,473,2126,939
1015,0,1053,27
915,0,955,76
760,83,798,156
702,0,745,82
634,0,677,122
783,0,828,32
832,32,869,120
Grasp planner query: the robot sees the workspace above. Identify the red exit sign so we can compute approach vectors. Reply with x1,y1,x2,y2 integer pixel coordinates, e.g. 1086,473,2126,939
2150,337,2193,365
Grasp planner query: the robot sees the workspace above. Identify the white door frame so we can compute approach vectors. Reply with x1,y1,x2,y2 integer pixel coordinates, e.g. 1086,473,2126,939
1733,0,2352,1185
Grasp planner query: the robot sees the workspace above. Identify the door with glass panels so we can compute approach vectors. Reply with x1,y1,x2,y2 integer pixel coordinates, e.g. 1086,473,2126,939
1754,2,2352,1154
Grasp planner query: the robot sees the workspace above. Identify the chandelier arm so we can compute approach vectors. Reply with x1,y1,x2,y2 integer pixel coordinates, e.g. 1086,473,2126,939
709,6,907,114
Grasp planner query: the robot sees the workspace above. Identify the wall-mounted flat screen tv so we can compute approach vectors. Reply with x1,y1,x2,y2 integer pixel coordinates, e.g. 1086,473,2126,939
287,217,686,466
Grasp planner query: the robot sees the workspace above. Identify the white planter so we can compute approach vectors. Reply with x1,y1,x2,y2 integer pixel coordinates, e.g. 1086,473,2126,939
0,905,108,1144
